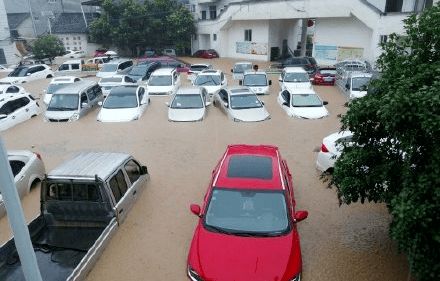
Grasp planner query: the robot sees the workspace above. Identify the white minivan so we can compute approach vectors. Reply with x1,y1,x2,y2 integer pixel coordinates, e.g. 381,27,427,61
146,68,181,96
45,80,103,122
96,59,133,78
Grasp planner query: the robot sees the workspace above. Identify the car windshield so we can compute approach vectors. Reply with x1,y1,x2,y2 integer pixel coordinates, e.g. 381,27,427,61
291,94,322,107
204,188,289,236
190,65,209,72
230,94,262,109
103,93,138,109
319,69,337,75
243,74,267,86
100,77,123,83
233,64,252,73
8,67,28,77
171,94,203,109
149,75,172,86
352,77,370,91
47,94,78,111
284,72,309,82
194,75,221,86
47,84,67,94
129,66,147,76
101,64,118,72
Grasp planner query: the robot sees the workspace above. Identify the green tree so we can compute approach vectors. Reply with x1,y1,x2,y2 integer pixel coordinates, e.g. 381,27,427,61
89,0,196,56
330,3,440,281
32,35,64,62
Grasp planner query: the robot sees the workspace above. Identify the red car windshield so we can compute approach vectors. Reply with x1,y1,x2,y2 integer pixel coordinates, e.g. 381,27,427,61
204,188,290,236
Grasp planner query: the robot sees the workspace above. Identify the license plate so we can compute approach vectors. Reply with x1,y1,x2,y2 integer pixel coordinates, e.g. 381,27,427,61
324,77,333,82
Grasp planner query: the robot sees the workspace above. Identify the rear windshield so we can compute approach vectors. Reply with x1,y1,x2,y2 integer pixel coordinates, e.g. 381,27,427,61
100,77,123,83
45,181,102,202
319,69,337,75
227,155,273,179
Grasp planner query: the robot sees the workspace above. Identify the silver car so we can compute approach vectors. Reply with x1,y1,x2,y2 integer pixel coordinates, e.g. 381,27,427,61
0,150,46,218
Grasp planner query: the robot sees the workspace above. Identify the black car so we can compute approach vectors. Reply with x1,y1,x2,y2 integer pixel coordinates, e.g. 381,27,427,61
127,62,160,82
280,56,317,75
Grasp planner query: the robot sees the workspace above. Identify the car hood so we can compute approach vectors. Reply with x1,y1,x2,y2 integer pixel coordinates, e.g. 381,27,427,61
98,107,140,122
284,82,311,90
168,107,205,122
231,107,270,122
127,74,143,81
45,110,77,120
350,90,367,99
290,106,328,119
0,77,24,83
189,227,301,281
147,85,173,95
96,71,116,78
248,85,269,94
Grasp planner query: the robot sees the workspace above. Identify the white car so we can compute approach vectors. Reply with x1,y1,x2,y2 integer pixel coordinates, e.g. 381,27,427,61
167,87,210,122
96,59,133,78
192,69,227,100
278,67,312,90
97,86,149,122
44,76,82,105
277,88,329,119
0,150,46,218
99,75,138,97
213,87,270,122
0,93,40,131
231,62,253,80
146,68,181,96
241,71,272,95
187,64,212,81
316,131,353,172
62,50,85,59
340,72,372,99
0,84,27,96
0,64,53,84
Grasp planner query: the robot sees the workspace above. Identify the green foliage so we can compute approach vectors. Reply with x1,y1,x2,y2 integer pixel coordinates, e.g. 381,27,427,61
331,3,440,280
89,0,196,55
32,35,65,60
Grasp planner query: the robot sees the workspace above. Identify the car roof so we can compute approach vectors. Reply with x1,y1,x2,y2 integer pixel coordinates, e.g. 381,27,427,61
234,61,252,65
286,87,316,94
213,145,284,190
48,152,132,180
151,68,175,75
50,76,79,83
175,87,201,95
110,86,138,95
199,69,221,75
52,80,96,94
190,63,211,67
228,87,253,95
243,70,267,75
284,67,307,73
62,60,82,64
103,58,131,65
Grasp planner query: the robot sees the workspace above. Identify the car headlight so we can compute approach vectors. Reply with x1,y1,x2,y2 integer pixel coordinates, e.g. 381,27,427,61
188,266,204,281
290,274,301,281
69,113,79,121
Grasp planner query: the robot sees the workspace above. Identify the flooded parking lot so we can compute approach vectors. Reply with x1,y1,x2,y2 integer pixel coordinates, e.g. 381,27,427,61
0,57,409,280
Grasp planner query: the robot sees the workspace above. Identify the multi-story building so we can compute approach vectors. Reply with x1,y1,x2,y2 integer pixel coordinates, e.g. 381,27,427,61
188,0,438,65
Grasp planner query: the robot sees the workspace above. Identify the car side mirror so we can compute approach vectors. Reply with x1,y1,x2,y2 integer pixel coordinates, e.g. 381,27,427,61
205,101,212,106
223,102,228,107
81,102,88,108
141,99,147,105
294,210,308,223
140,166,148,175
345,84,350,90
26,73,31,76
190,204,201,217
282,101,288,106
261,101,265,105
43,89,47,93
278,78,282,82
165,101,170,107
268,80,272,85
238,80,242,86
230,69,233,73
0,114,7,120
98,101,103,106
323,101,328,105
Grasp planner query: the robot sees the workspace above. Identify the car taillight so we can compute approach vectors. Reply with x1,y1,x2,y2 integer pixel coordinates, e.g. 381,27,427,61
321,143,329,153
315,74,322,79
34,152,42,160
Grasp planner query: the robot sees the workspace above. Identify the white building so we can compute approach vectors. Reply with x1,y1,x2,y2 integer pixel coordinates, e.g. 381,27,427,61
189,0,438,65
0,0,21,65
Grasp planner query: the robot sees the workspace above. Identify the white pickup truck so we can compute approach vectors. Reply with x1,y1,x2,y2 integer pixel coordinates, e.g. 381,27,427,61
0,152,149,281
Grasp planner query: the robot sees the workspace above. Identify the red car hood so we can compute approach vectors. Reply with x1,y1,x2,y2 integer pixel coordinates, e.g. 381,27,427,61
188,225,302,281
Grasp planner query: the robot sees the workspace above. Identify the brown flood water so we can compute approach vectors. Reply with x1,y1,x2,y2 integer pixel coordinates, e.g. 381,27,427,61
0,57,409,280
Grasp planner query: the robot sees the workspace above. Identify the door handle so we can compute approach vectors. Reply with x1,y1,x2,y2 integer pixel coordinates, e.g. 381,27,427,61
119,208,124,214
132,190,137,196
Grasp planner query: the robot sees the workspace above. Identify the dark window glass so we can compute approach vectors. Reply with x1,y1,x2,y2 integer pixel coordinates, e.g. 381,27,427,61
124,160,141,184
80,93,88,104
109,176,122,202
9,160,26,176
0,101,13,115
72,183,101,201
115,170,128,195
227,156,273,179
6,86,20,93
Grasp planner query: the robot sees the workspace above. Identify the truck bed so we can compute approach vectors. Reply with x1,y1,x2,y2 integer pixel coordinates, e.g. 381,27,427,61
0,216,107,281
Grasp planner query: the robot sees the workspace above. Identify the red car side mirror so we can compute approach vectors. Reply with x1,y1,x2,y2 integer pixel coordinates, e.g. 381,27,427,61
294,210,308,223
190,204,202,217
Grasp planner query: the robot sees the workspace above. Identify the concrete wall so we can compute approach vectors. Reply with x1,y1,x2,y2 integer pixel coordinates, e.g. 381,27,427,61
17,17,35,39
55,33,102,57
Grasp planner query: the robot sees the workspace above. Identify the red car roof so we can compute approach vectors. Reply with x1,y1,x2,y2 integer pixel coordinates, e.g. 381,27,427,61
214,144,284,190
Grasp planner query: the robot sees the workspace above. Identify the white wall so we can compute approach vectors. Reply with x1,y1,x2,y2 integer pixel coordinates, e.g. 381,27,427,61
0,0,21,65
17,17,34,39
314,16,373,64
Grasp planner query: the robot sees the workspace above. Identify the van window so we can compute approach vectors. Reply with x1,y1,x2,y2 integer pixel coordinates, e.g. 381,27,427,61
87,87,97,101
72,64,80,70
124,160,141,184
59,64,69,71
80,93,88,106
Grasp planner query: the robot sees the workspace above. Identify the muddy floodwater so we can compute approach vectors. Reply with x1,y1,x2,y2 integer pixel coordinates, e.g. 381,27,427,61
0,57,409,280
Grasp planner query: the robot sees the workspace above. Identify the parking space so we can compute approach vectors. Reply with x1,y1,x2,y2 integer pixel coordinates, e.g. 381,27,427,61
0,57,408,280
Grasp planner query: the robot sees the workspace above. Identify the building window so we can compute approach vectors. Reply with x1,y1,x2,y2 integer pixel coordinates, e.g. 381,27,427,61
244,29,252,42
209,6,217,19
65,36,69,40
34,16,39,21
191,4,196,12
193,34,198,41
201,11,206,20
213,34,217,41
380,35,388,44
67,47,70,50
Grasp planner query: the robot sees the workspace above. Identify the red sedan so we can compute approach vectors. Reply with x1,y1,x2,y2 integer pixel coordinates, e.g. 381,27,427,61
193,49,219,59
311,67,337,85
187,144,308,281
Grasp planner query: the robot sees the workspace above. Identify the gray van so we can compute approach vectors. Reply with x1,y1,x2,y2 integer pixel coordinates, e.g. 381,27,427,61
45,80,103,122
